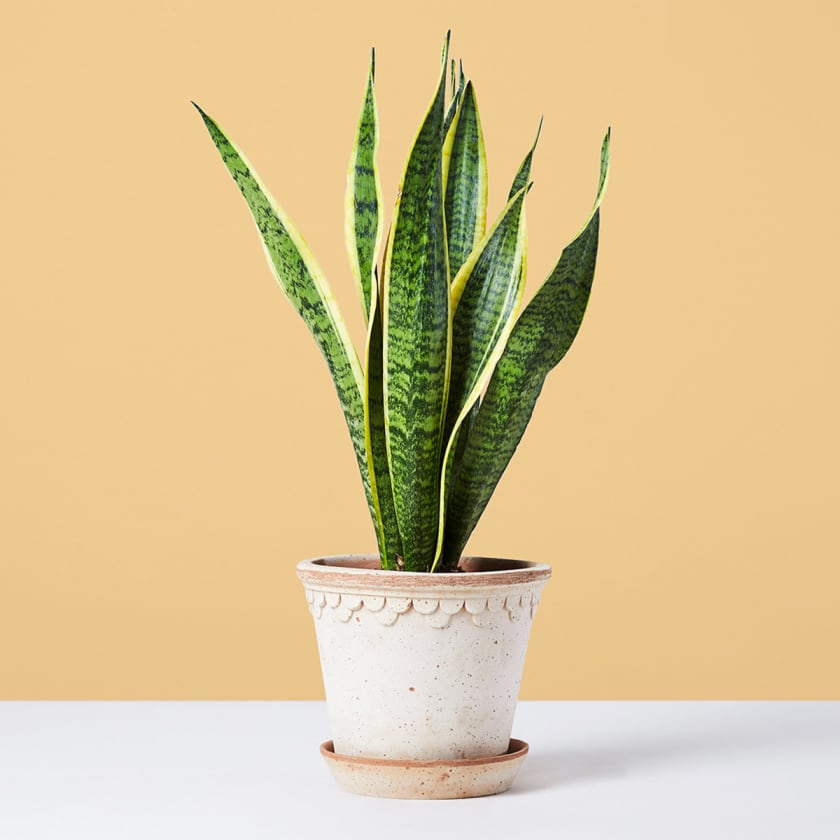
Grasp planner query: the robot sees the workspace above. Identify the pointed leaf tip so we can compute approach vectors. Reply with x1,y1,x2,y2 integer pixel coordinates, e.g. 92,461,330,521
346,46,383,323
507,121,543,201
443,73,488,277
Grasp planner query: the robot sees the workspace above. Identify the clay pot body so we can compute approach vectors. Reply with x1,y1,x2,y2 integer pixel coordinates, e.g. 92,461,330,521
297,555,551,768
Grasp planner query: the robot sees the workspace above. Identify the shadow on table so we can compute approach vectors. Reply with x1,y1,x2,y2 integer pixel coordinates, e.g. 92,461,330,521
510,705,837,794
512,746,628,792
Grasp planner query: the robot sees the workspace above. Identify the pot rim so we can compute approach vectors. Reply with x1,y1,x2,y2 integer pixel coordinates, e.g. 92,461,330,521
297,554,551,592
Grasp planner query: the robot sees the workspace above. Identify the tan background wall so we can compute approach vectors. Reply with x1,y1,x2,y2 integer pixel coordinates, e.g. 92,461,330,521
1,0,838,699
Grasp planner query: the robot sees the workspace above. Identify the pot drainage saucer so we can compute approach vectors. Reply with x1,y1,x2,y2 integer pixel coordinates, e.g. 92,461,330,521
319,738,529,799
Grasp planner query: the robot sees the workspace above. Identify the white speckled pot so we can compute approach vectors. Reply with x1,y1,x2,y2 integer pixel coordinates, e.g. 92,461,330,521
296,555,551,768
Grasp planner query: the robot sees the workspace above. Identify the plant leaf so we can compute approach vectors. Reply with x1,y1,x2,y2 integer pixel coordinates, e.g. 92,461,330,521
364,263,403,569
445,185,529,442
382,35,451,572
193,103,378,545
431,186,529,570
441,130,611,566
443,59,465,136
441,81,488,278
508,117,543,200
345,49,383,325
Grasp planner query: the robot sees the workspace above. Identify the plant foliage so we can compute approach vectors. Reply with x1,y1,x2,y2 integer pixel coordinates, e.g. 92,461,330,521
195,33,609,572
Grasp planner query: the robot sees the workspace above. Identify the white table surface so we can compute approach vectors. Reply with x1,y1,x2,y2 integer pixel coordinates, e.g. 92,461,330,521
0,701,838,839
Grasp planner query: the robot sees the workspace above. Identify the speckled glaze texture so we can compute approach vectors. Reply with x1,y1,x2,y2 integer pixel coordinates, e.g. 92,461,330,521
297,556,551,764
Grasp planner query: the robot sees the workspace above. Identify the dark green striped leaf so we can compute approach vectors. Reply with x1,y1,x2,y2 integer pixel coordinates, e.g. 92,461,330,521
441,130,610,567
442,81,488,278
345,49,383,324
432,186,529,570
509,117,543,200
444,186,529,444
443,59,465,136
364,270,402,569
382,35,451,572
193,103,378,543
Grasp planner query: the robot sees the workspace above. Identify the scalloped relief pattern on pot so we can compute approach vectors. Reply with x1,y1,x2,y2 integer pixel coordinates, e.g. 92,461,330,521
303,588,542,628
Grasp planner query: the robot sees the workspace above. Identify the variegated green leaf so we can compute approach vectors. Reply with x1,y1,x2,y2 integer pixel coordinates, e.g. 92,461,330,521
431,187,529,571
509,117,543,200
441,130,610,567
444,185,529,443
345,49,383,325
193,103,378,542
438,117,539,513
435,119,539,506
364,237,403,568
382,35,451,572
443,59,465,136
442,81,488,278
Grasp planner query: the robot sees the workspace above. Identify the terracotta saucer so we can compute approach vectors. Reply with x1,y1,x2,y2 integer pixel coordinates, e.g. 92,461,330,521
319,738,529,799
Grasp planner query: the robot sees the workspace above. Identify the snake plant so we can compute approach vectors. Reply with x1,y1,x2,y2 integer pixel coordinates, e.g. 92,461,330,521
194,33,609,573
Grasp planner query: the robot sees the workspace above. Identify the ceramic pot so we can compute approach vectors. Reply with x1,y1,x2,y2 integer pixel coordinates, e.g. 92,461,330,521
297,555,551,772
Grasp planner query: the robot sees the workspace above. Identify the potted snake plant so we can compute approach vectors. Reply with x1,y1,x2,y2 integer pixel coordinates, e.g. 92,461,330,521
195,32,609,799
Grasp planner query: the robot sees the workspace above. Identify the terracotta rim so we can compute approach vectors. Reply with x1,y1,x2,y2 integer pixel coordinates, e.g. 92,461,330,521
320,738,529,768
297,555,551,591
